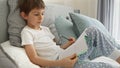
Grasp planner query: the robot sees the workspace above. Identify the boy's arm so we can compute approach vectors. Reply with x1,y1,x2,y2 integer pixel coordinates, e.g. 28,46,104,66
24,44,61,67
24,44,77,67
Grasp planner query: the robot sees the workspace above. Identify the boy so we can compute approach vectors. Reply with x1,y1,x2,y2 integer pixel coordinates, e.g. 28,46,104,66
18,0,77,67
18,0,120,68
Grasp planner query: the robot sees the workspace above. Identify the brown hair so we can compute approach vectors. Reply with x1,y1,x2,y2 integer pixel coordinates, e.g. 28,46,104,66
17,0,45,15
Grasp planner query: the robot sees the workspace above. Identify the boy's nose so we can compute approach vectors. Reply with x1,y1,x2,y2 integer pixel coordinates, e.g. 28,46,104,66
39,15,42,19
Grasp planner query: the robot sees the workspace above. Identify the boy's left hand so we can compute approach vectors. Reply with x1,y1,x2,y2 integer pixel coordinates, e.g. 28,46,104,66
68,37,76,44
60,37,76,49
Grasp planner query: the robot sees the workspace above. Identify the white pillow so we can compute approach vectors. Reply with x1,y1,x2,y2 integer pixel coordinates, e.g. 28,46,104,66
1,41,40,68
91,56,120,68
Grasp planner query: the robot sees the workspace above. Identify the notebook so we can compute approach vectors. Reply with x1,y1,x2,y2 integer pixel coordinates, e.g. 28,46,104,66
59,31,88,59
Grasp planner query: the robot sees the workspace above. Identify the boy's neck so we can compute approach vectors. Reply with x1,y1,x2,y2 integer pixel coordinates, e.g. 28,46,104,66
27,25,41,30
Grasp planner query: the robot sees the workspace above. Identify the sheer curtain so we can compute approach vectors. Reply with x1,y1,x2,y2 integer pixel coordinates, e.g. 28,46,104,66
112,0,120,43
97,0,120,43
97,0,114,35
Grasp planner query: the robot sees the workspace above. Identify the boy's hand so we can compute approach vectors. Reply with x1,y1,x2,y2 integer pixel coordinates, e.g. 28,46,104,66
68,37,76,45
60,54,78,68
60,37,76,49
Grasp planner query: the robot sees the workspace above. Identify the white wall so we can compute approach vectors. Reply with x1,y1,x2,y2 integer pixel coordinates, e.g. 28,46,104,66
43,0,98,18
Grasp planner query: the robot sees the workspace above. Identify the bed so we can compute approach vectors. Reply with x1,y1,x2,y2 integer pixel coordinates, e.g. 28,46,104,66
0,0,120,68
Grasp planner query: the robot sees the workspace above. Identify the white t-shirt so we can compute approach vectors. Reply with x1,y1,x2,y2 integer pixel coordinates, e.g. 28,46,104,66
21,26,63,60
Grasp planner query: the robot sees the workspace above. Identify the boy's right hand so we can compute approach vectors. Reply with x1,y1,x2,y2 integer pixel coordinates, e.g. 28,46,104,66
60,54,78,68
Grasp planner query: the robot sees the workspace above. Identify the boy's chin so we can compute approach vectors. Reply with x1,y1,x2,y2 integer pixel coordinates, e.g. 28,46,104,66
37,22,41,25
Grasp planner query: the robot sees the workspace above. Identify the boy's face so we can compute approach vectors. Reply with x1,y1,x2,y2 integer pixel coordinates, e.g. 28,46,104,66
21,8,45,28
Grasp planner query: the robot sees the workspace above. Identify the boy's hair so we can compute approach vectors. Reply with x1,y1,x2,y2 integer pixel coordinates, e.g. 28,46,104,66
17,0,45,15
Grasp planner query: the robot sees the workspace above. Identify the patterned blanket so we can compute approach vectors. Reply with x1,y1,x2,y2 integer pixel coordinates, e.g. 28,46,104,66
74,27,120,68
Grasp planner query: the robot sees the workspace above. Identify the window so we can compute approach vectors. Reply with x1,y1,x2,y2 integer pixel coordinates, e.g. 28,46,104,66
112,0,120,43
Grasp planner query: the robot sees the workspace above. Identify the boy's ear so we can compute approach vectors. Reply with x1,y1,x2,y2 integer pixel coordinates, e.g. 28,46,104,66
20,12,28,20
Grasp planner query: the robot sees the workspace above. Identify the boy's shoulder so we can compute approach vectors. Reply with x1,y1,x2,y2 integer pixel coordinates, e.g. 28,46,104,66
21,26,33,33
22,26,30,31
41,26,49,30
41,26,48,28
21,26,50,32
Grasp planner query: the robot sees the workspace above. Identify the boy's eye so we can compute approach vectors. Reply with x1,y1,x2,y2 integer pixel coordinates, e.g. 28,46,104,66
42,12,44,15
34,13,44,16
34,14,39,16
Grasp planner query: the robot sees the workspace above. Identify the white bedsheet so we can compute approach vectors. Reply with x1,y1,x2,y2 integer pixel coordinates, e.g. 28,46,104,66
1,41,40,68
91,56,120,67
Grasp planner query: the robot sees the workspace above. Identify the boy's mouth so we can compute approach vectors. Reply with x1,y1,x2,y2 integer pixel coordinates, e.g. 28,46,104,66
38,22,41,24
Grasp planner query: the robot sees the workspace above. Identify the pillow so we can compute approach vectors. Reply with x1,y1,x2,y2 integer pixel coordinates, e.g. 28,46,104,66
0,48,17,68
69,13,110,37
41,4,75,44
54,16,77,45
1,41,40,68
7,0,26,47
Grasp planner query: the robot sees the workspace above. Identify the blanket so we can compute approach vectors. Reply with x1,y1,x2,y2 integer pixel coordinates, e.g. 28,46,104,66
75,26,120,68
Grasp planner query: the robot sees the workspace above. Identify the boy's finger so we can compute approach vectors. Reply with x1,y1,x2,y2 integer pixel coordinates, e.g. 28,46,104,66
68,38,73,41
69,54,77,59
72,56,78,63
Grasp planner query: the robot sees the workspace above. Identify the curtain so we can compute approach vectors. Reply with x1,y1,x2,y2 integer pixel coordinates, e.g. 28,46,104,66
112,0,120,43
97,0,120,43
97,0,114,35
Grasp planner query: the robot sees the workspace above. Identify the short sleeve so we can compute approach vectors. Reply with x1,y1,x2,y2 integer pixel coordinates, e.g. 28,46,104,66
21,30,33,46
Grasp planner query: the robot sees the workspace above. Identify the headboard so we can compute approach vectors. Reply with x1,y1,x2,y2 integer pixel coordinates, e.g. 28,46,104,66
0,0,9,43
